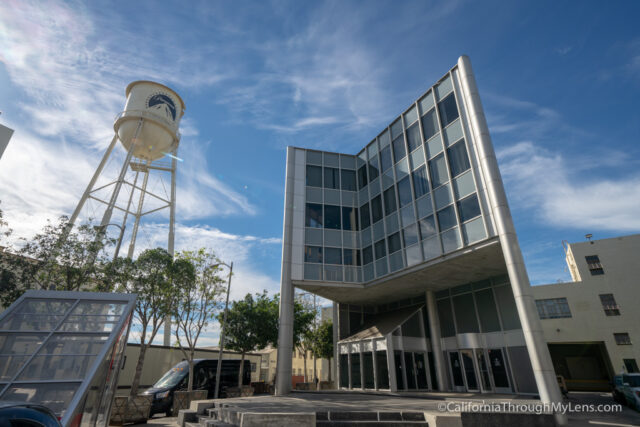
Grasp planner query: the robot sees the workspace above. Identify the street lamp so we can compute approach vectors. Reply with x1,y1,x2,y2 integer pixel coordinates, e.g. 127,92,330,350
214,261,233,400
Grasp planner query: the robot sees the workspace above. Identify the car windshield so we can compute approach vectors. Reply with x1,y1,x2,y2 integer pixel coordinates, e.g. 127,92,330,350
626,376,640,387
153,362,188,388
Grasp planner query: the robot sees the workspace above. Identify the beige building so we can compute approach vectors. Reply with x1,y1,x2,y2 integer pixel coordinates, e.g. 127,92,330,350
116,344,263,395
258,347,327,385
532,234,640,390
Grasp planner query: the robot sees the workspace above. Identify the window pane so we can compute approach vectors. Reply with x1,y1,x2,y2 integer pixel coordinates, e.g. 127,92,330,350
380,146,392,172
343,248,360,266
392,135,406,163
368,155,380,181
397,176,412,207
324,205,341,229
360,202,370,229
324,167,339,189
371,195,383,224
388,232,402,254
434,183,452,209
325,247,342,265
438,93,459,128
429,154,449,187
404,105,418,127
457,194,481,222
403,223,420,247
419,216,436,239
362,245,373,265
358,165,368,189
406,123,421,153
306,203,323,228
391,118,403,139
416,194,433,219
437,205,457,231
304,246,322,263
453,293,479,333
341,169,356,191
412,166,429,199
447,140,470,177
375,239,386,260
421,109,438,141
383,186,397,215
342,206,358,231
306,165,322,187
400,204,415,226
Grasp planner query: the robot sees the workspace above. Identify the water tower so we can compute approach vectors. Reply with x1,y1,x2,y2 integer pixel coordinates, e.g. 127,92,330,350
67,81,185,345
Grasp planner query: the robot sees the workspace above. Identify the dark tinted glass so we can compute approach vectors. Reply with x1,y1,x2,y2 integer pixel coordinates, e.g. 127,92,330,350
419,216,436,239
437,205,457,231
392,135,406,162
305,203,322,228
306,165,322,187
412,166,429,199
429,154,448,187
341,169,357,191
388,232,402,254
371,195,383,224
362,245,373,265
421,109,438,141
406,123,421,152
358,165,368,189
397,176,412,207
457,194,481,222
375,239,387,259
324,205,341,229
447,140,470,177
360,202,370,229
380,146,392,172
368,156,380,181
325,247,342,265
344,248,360,266
403,223,420,246
342,206,358,231
304,246,322,263
383,186,397,215
438,93,459,127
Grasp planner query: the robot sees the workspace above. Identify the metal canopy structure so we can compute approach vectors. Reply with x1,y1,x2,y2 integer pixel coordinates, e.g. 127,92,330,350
0,290,136,426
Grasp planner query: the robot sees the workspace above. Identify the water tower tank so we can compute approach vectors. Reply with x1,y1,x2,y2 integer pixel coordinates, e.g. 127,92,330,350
114,81,185,161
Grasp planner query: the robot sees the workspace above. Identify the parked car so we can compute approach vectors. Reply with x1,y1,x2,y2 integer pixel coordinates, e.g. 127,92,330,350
0,402,62,427
612,375,627,405
143,359,251,416
618,373,640,411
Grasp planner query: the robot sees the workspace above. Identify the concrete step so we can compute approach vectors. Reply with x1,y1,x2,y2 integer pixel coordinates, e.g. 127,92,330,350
320,411,426,422
185,422,201,427
316,422,428,427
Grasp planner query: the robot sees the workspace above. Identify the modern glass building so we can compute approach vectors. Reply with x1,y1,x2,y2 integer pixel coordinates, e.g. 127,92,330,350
276,56,564,410
0,290,135,426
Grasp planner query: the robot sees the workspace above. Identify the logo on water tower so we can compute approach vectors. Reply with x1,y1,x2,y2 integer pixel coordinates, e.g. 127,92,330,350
146,92,177,122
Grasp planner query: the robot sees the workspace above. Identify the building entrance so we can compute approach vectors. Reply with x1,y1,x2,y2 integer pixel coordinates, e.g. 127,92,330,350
448,348,513,393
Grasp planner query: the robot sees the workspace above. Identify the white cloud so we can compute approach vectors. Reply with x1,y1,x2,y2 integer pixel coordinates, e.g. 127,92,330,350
498,141,640,232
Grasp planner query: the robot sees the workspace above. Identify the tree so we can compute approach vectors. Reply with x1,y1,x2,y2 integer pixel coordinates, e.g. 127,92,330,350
314,320,334,381
293,296,316,382
218,292,275,387
172,249,226,392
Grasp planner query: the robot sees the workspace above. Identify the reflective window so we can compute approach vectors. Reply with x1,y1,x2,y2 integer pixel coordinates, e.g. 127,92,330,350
535,298,571,319
341,169,357,191
457,194,481,222
306,203,323,228
447,140,470,177
368,155,380,181
342,206,358,231
429,154,448,188
586,255,604,275
306,165,322,187
438,93,459,127
419,216,436,239
324,167,340,189
325,247,342,265
344,248,361,266
404,105,418,126
392,135,406,163
324,205,341,229
380,146,392,172
360,202,371,229
375,239,387,260
388,232,402,254
403,223,420,247
391,118,403,139
397,177,412,207
406,123,421,153
437,205,457,231
412,166,429,199
362,245,373,265
383,186,397,215
304,246,323,263
421,109,438,141
416,194,433,219
358,165,368,189
371,195,383,224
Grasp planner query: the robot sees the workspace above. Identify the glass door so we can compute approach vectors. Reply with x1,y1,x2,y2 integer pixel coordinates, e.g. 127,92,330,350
488,348,511,393
460,349,479,392
448,351,466,391
415,353,429,389
475,349,492,392
404,352,417,389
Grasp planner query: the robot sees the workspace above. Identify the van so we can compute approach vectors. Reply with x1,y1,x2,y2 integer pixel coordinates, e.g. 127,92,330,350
143,359,251,416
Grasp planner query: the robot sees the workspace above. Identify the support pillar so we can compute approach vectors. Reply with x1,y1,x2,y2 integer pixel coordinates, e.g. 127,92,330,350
426,290,447,391
457,55,566,425
275,147,296,395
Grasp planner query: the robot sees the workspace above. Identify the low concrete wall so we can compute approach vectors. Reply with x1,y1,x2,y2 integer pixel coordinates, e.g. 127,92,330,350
240,412,316,427
460,412,556,427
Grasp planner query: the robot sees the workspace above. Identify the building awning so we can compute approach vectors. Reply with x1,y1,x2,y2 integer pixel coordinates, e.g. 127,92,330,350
338,306,423,343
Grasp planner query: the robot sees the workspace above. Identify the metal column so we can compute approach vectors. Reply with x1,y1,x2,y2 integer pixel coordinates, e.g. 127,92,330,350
426,290,447,391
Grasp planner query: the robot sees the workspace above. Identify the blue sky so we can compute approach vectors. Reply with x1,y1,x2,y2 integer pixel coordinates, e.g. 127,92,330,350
1,1,639,344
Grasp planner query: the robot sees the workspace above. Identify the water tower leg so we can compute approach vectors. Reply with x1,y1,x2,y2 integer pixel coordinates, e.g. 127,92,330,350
112,168,141,261
126,160,150,259
164,151,178,346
